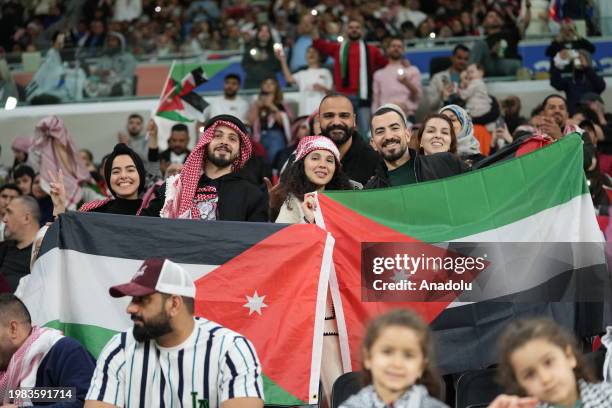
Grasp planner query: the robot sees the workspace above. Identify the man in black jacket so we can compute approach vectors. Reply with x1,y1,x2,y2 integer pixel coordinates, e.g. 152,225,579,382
366,104,466,189
318,93,381,186
140,115,268,221
147,123,191,176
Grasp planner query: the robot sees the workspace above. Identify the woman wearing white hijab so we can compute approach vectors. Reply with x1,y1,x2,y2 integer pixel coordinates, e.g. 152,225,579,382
439,104,485,166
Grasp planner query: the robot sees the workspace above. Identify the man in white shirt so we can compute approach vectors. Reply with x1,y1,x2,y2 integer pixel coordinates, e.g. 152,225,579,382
202,74,250,124
85,258,264,408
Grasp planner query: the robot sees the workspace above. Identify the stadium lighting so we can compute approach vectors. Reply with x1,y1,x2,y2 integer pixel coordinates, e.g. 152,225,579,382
250,48,257,56
311,9,318,16
4,97,17,110
337,36,344,42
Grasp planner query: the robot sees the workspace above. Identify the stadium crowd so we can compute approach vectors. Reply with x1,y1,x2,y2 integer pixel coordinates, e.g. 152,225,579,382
1,0,612,407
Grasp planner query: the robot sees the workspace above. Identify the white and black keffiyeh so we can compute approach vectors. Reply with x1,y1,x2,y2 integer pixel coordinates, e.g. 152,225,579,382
537,380,612,408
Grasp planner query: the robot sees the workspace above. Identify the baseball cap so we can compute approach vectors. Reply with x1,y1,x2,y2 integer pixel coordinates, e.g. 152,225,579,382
109,258,196,298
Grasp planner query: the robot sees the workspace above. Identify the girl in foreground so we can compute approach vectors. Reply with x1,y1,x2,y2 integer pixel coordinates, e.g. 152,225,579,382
489,318,612,408
340,309,448,408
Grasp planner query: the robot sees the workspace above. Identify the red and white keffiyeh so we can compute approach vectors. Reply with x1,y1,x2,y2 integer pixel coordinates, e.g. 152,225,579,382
160,120,252,219
294,135,341,164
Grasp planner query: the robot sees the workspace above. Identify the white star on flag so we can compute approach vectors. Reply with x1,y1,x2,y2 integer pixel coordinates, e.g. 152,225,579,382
392,269,409,283
243,290,268,316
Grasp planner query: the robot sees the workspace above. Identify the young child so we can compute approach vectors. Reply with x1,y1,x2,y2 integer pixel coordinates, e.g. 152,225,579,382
489,318,612,408
340,309,449,408
457,63,492,119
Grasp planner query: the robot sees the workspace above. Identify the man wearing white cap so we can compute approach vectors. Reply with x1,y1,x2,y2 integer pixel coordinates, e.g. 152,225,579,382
85,258,264,408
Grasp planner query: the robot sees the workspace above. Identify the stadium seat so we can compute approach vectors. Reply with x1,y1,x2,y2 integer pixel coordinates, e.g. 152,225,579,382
585,348,606,381
331,371,362,408
455,368,503,408
429,57,452,77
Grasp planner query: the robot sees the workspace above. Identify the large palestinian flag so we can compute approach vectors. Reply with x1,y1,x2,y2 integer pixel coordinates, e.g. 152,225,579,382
156,61,209,123
317,133,609,374
17,213,334,406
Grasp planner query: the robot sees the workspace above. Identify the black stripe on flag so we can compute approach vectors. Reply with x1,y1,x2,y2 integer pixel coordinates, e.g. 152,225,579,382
139,341,150,408
237,337,262,398
225,353,238,399
181,91,209,112
178,349,184,408
41,212,288,264
191,67,208,86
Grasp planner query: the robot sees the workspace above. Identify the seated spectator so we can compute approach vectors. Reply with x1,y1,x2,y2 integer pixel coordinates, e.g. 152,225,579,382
241,24,281,90
427,45,470,112
0,184,20,242
289,14,315,72
277,46,333,117
439,105,485,166
501,95,528,134
118,113,148,163
140,115,268,221
85,258,264,407
148,123,191,176
457,64,492,120
202,74,250,125
50,144,147,216
417,113,459,156
367,105,466,189
13,165,35,195
550,49,606,115
84,32,137,98
470,9,523,77
0,196,40,292
372,37,422,123
545,19,596,73
79,149,97,173
248,77,293,165
29,116,101,210
276,136,353,223
0,294,96,405
78,19,107,57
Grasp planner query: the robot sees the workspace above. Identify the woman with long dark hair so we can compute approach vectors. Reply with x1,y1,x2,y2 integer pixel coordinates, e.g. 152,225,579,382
276,135,352,224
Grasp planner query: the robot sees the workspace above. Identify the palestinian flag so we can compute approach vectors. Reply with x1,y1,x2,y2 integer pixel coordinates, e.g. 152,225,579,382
317,133,609,374
156,61,209,123
17,213,334,406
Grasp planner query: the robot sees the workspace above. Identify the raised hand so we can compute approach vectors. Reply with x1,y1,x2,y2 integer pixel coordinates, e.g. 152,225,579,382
48,169,67,216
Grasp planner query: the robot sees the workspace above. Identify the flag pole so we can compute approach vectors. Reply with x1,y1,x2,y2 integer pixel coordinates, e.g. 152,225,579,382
155,60,177,116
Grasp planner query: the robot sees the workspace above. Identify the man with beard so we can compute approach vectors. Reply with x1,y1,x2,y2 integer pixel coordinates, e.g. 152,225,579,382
312,18,388,134
317,93,381,186
0,184,20,242
371,37,422,123
366,104,467,188
118,113,148,163
140,115,268,221
202,74,250,124
0,294,95,406
85,258,264,408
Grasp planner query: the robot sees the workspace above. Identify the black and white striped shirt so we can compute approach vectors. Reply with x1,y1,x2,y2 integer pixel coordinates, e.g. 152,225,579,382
86,317,264,407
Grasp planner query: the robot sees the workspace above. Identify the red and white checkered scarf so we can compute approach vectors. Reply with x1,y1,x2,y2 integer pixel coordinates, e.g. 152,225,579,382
160,120,252,219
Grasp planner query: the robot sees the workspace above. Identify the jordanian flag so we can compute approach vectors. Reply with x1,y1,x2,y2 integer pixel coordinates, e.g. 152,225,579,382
317,133,609,374
17,214,333,406
156,61,209,123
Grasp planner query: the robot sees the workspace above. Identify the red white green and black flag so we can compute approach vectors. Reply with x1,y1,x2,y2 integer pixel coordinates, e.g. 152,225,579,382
156,61,210,123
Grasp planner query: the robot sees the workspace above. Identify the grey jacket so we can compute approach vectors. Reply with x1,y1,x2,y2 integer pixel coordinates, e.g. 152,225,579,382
339,385,449,408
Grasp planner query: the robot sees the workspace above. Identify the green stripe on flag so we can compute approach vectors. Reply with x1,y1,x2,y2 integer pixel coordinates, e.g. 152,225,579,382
157,110,192,123
324,134,587,242
45,320,307,405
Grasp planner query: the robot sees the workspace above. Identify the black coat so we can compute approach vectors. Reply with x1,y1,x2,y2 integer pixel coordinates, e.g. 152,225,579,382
365,149,468,189
140,173,269,222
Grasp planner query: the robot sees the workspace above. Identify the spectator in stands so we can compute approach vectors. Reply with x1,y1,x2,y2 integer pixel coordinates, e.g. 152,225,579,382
0,184,20,242
13,165,35,195
241,24,282,89
399,21,417,43
249,77,293,165
395,0,427,29
277,46,333,117
372,37,422,124
31,174,53,224
457,63,492,120
50,144,147,216
10,136,33,177
427,45,470,112
78,19,107,57
85,258,263,408
202,74,250,124
501,95,528,134
440,105,485,166
312,18,388,135
367,105,466,189
118,113,148,162
318,93,380,186
140,115,268,221
0,294,95,404
276,136,352,223
84,32,137,98
148,123,191,176
470,9,523,76
79,149,97,173
0,196,40,292
290,14,315,72
549,50,606,115
417,114,458,156
273,116,311,173
545,19,595,69
531,95,583,140
0,59,19,107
